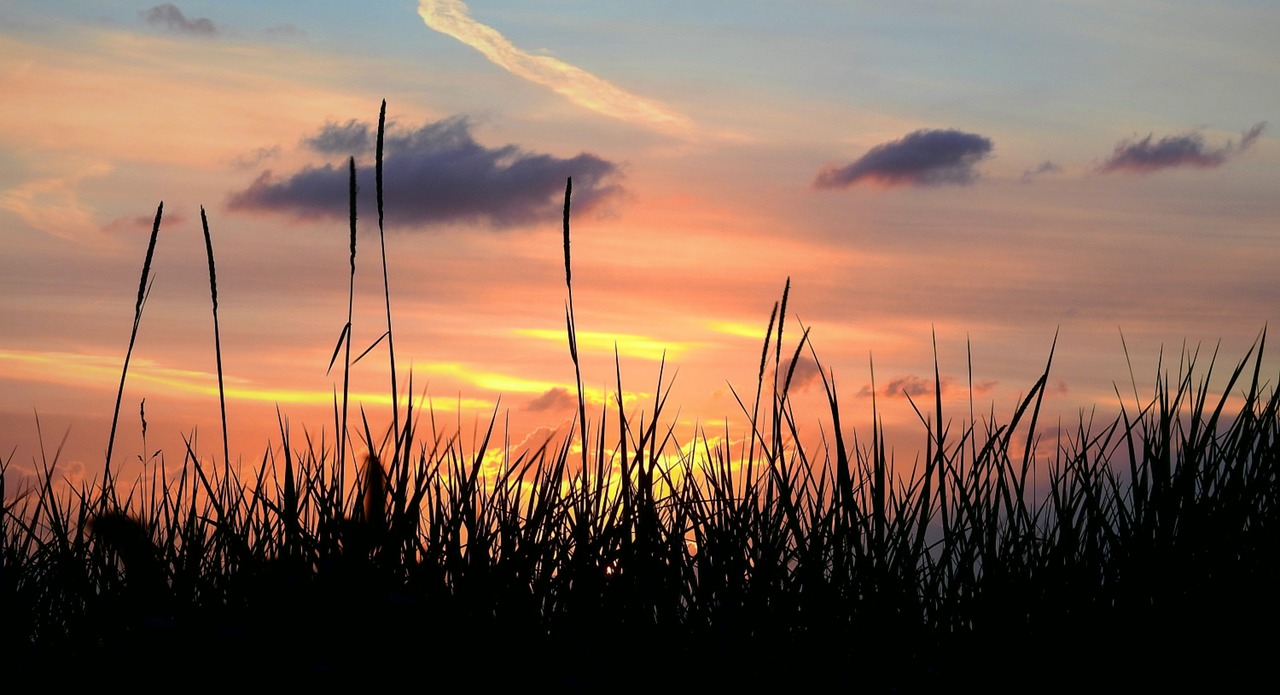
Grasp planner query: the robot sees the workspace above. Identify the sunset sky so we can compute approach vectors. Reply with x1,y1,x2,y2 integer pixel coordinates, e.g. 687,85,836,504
3,1,1277,486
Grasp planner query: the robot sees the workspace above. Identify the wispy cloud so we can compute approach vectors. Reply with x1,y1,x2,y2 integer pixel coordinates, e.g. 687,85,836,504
0,162,114,244
1099,122,1267,174
229,145,281,170
1241,122,1267,150
1021,160,1062,183
857,375,940,399
523,387,577,413
141,4,217,37
417,0,693,137
855,374,992,399
814,129,994,189
102,209,187,236
304,120,372,154
228,116,622,229
264,24,306,40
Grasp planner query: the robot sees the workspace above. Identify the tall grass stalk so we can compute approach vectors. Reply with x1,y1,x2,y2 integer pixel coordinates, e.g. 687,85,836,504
329,157,358,488
375,100,400,459
200,206,230,480
103,202,162,494
561,177,588,473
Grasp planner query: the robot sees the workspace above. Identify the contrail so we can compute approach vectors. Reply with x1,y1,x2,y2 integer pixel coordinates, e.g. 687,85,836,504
418,0,693,137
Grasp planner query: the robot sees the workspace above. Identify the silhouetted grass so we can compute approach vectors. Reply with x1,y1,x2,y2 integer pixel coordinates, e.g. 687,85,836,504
103,202,162,493
3,104,1278,691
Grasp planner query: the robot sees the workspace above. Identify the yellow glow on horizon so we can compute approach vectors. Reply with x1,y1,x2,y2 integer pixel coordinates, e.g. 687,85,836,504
424,361,645,407
0,349,217,391
707,320,769,340
426,361,566,394
0,348,670,415
417,0,694,137
0,349,494,410
514,328,693,361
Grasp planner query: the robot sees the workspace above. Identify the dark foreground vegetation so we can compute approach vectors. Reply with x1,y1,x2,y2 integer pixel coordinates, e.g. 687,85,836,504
3,104,1277,690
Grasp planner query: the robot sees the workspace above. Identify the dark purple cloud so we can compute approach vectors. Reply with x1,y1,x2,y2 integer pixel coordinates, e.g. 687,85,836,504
141,4,216,37
228,116,622,229
814,129,994,189
1099,122,1266,174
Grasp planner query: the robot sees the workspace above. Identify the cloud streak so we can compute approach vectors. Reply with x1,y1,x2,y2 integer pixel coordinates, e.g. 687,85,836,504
524,387,577,413
0,162,114,244
230,145,281,170
853,375,1001,399
857,375,945,399
141,4,217,37
814,129,994,189
417,0,693,137
304,120,372,154
228,116,621,229
1099,122,1266,174
1021,160,1062,183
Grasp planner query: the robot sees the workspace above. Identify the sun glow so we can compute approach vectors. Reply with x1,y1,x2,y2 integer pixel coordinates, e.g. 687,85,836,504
706,320,770,341
0,349,497,409
425,361,644,407
514,328,695,362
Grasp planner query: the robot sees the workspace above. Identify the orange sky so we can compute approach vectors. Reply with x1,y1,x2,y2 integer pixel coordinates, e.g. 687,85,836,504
3,2,1278,490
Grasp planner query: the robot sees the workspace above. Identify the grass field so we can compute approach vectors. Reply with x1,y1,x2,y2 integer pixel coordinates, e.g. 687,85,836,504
3,103,1277,690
